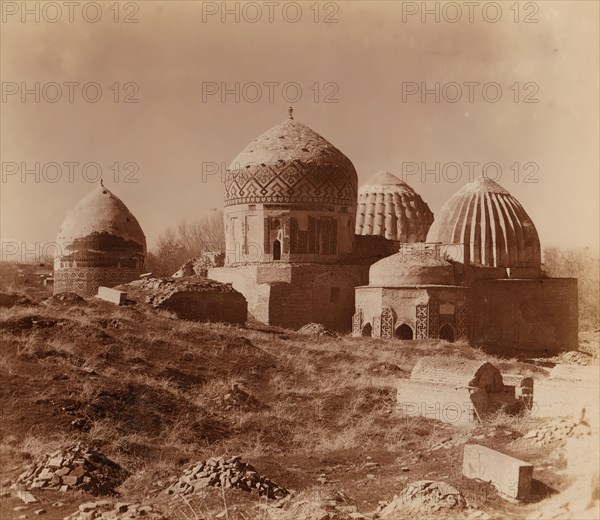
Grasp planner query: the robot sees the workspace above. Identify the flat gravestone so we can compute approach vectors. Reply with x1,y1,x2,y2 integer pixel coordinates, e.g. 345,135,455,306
462,444,533,501
97,287,127,305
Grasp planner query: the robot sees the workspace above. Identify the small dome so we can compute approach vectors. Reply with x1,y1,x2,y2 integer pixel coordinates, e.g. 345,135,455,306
369,251,455,287
225,118,357,207
54,184,147,295
56,184,146,251
355,172,433,242
426,176,540,268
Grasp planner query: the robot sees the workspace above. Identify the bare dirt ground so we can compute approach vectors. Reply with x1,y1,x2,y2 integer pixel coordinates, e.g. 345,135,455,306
0,291,598,519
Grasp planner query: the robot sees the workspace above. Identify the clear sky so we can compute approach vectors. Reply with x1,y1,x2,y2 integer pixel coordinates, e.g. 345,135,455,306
1,0,598,261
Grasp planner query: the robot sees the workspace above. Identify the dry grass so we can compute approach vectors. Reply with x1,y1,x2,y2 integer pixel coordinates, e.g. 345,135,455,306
0,292,560,520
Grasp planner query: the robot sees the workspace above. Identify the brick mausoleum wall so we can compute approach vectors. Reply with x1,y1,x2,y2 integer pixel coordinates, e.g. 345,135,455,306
209,264,369,331
209,266,269,323
268,264,369,331
469,278,578,353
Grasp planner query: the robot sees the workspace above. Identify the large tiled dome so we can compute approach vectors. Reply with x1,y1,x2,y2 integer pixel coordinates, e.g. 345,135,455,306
355,171,433,242
426,176,541,268
224,116,358,208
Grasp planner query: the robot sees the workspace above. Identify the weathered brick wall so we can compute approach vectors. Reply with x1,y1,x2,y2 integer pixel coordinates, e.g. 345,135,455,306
210,264,369,331
209,266,269,322
158,291,247,324
469,278,578,353
269,265,368,331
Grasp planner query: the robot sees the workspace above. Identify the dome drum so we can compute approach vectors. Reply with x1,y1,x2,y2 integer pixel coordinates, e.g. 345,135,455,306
224,204,354,265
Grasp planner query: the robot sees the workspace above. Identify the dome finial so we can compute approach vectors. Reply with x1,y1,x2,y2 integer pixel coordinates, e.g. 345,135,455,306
288,106,294,120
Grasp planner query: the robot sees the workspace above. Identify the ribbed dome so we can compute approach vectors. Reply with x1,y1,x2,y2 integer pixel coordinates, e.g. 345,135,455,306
225,118,357,207
426,176,541,268
355,172,433,242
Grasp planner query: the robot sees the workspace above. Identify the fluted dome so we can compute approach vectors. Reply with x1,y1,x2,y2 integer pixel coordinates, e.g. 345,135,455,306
225,117,358,207
355,172,434,242
426,176,540,269
53,184,146,296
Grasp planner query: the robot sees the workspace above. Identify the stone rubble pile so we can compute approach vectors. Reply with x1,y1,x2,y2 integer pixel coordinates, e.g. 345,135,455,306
16,444,128,496
215,385,268,412
43,292,87,306
131,277,238,307
297,323,338,337
523,418,591,446
429,434,470,452
264,490,365,520
551,351,595,366
376,481,468,517
172,253,224,278
64,500,166,520
166,456,289,499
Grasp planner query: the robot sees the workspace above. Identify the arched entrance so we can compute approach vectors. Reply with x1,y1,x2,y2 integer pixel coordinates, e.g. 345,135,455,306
395,323,414,340
439,323,455,342
273,239,281,260
361,323,372,337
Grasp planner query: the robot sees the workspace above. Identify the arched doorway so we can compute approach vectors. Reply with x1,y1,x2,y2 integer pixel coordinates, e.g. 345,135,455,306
395,323,414,340
361,323,372,337
273,239,281,260
439,323,455,342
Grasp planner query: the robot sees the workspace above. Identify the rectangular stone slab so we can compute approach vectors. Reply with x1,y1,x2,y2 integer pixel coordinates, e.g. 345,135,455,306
397,379,483,426
462,444,533,501
97,286,127,305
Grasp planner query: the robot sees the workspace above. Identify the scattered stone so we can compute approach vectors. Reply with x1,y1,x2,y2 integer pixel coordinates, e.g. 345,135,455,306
297,323,338,337
64,500,165,519
523,418,591,446
553,351,594,366
14,490,38,504
33,509,46,515
429,433,470,451
167,456,289,499
121,277,246,323
43,292,87,306
15,444,129,496
14,505,29,511
214,385,268,412
172,254,224,278
377,481,467,517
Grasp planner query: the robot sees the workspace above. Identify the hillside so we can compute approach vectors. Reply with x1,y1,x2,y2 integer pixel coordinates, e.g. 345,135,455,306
0,292,597,519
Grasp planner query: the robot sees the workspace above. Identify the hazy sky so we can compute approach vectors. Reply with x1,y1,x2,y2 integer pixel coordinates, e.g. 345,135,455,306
2,0,599,261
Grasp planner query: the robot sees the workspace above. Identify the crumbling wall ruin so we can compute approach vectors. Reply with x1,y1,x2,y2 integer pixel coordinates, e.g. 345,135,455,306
123,278,247,324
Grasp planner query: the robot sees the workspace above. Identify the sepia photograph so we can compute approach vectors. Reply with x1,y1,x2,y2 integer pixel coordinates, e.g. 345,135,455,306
1,1,599,519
